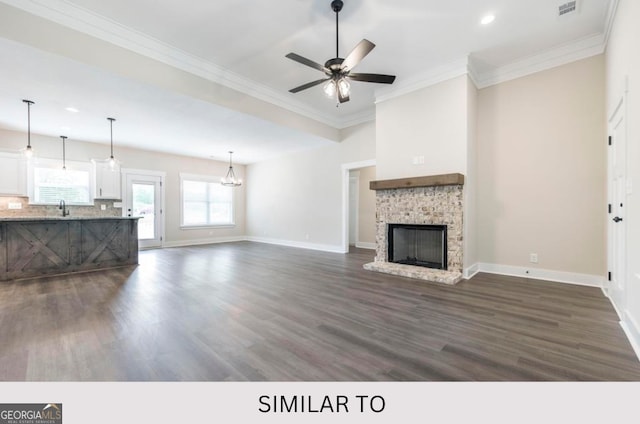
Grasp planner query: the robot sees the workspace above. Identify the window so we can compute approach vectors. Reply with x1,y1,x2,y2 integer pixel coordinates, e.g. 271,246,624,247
180,173,234,227
28,159,93,205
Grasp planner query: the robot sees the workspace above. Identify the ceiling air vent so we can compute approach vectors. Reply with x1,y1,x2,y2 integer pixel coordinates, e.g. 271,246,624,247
558,1,579,17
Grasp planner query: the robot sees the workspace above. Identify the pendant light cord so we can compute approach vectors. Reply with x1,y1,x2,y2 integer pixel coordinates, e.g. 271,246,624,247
60,135,67,169
27,102,31,148
108,117,115,158
23,99,34,148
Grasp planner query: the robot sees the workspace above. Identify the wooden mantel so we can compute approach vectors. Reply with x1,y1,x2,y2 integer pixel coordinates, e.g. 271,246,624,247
369,173,464,190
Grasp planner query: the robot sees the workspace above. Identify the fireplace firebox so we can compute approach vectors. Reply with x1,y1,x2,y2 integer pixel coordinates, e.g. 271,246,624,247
387,224,447,270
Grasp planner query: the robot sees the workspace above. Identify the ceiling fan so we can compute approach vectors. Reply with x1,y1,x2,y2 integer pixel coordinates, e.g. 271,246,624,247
286,0,396,105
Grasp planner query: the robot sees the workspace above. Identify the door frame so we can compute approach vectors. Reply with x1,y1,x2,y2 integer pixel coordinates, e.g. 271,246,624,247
341,159,376,254
121,168,166,249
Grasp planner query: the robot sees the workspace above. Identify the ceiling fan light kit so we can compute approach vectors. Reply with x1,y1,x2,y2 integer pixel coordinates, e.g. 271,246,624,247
286,0,396,106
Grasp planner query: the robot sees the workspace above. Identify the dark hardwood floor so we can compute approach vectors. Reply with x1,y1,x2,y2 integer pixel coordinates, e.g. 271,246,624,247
1,241,638,381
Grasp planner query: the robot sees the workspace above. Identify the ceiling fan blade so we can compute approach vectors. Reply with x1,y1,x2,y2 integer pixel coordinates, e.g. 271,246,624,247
348,73,396,84
289,78,330,93
338,90,350,104
341,39,375,72
285,53,329,73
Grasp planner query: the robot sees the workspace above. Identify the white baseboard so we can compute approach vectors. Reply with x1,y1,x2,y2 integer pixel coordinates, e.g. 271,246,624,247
463,263,480,279
476,263,604,288
246,236,344,254
620,313,640,362
355,242,376,250
162,236,247,248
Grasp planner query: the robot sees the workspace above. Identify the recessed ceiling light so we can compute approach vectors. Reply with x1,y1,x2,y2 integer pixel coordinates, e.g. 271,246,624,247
65,107,79,113
481,14,495,25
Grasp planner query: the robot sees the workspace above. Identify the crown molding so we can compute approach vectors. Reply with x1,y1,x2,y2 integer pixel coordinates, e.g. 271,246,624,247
334,108,376,129
0,0,346,128
375,57,470,104
466,60,481,89
2,0,615,127
603,0,620,48
472,33,606,89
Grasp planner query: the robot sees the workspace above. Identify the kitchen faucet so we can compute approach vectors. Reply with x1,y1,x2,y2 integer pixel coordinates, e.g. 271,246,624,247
59,199,70,217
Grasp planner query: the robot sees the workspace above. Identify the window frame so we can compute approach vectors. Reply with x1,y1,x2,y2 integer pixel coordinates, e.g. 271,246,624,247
179,173,236,229
27,158,95,206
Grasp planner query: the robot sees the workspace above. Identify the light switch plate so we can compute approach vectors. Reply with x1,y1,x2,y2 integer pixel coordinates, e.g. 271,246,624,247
100,204,107,211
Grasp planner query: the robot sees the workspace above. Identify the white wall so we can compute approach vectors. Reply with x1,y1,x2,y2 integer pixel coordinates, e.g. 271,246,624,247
245,121,375,251
0,129,246,245
477,55,606,280
375,75,469,180
464,77,478,275
606,0,640,355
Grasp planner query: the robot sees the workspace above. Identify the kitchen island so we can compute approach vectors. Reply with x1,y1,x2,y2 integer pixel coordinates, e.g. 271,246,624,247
0,217,139,281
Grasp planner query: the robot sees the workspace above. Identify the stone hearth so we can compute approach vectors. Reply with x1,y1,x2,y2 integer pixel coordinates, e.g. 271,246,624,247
363,174,464,285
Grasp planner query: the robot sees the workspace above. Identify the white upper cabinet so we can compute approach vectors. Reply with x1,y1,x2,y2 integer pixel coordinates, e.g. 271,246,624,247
0,152,27,196
93,159,122,199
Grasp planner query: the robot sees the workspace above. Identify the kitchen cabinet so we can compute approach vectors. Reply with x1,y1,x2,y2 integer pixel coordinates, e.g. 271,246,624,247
93,160,121,199
0,152,27,196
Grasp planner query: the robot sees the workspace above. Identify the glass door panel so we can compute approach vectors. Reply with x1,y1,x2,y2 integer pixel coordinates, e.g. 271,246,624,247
132,183,155,240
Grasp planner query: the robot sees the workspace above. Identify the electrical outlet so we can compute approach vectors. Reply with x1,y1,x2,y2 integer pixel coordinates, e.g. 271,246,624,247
100,204,107,211
8,202,22,210
530,253,538,264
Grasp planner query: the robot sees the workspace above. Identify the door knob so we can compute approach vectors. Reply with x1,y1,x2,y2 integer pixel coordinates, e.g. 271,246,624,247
613,216,623,223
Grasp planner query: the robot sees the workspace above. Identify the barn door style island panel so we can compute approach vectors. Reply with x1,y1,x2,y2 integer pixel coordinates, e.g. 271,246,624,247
0,217,139,281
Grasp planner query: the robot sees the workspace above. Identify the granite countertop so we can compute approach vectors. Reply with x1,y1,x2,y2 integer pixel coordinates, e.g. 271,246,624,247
0,216,141,221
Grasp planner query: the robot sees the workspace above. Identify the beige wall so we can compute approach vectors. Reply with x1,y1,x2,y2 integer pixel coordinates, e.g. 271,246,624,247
0,129,246,245
357,165,376,246
477,55,606,276
606,0,640,347
245,121,375,251
375,75,469,180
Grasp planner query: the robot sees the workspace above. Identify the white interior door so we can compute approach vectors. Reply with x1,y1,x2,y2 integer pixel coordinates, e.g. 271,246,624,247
607,97,627,314
124,172,164,249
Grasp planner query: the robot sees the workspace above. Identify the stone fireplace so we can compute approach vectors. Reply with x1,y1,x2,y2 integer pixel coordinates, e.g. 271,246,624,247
363,173,464,284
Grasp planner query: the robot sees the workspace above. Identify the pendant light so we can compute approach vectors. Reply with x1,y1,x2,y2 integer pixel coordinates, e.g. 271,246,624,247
60,135,67,170
220,151,242,187
107,117,118,169
22,99,35,158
